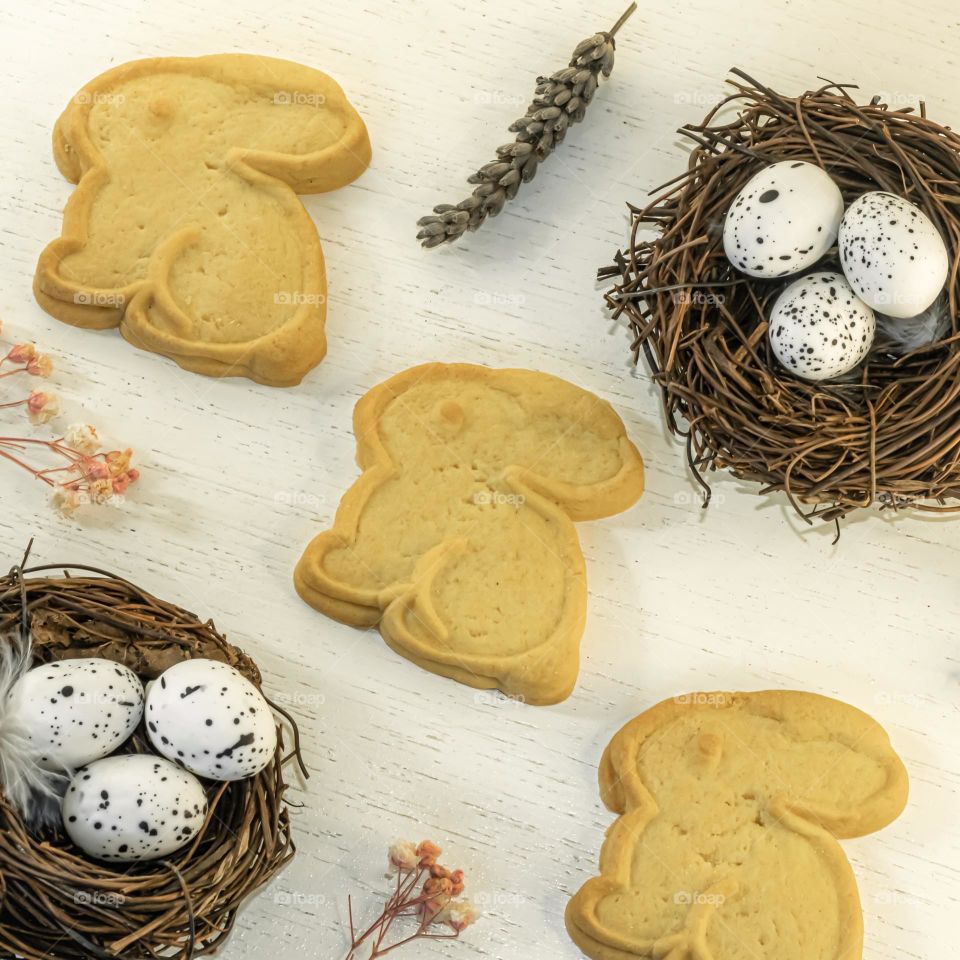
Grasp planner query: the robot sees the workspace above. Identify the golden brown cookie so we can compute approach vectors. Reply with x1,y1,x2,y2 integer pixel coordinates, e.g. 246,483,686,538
294,362,645,704
567,690,909,960
35,54,371,386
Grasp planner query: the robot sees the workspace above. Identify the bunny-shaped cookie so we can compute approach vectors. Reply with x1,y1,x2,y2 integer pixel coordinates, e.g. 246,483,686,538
294,363,645,704
35,55,370,386
567,691,909,960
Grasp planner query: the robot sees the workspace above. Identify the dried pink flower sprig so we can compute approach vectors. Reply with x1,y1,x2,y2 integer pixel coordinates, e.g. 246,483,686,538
1,341,55,380
0,428,140,516
0,323,140,514
0,340,59,425
344,841,479,959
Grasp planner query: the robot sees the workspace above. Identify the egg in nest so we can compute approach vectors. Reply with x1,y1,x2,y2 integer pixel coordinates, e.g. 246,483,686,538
9,657,144,770
838,191,949,319
724,161,844,278
145,659,277,781
62,754,207,862
768,271,876,381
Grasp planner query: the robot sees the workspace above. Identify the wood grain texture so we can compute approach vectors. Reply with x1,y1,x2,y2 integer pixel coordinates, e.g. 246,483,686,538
0,0,957,957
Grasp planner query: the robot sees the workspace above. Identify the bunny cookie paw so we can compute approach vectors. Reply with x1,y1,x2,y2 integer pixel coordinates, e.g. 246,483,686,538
294,362,645,704
566,691,909,960
34,55,371,386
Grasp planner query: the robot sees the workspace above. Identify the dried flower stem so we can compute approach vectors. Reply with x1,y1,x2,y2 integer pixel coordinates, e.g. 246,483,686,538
345,841,478,960
0,435,139,509
346,868,461,959
0,437,94,484
417,3,636,246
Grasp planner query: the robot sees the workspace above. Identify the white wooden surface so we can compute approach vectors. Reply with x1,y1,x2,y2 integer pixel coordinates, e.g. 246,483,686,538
1,1,958,957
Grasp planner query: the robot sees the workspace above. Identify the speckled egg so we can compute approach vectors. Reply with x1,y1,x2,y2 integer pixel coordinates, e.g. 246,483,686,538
768,272,876,381
838,191,949,318
724,161,844,278
9,658,144,770
62,754,207,862
145,659,277,781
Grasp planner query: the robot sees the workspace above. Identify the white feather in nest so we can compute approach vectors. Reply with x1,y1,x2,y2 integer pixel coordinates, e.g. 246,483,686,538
0,632,69,831
876,298,952,355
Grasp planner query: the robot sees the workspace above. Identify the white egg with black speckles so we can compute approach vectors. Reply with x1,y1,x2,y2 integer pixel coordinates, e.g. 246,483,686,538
62,754,207,862
724,161,844,278
9,658,144,770
838,191,949,318
145,659,277,781
768,271,876,381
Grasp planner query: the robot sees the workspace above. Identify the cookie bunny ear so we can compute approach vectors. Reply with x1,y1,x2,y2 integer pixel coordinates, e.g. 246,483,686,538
734,690,909,838
602,691,908,836
193,54,372,194
477,368,645,521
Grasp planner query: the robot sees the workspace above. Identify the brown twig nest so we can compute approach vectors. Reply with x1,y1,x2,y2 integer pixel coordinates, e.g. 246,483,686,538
603,69,960,524
0,554,305,959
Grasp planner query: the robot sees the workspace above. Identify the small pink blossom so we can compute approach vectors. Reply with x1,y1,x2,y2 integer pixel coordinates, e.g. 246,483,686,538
445,899,479,932
111,469,139,495
6,343,36,364
89,478,115,503
388,841,419,872
26,353,53,377
27,391,60,424
105,448,133,476
416,840,442,867
78,456,110,480
50,487,85,517
64,423,100,454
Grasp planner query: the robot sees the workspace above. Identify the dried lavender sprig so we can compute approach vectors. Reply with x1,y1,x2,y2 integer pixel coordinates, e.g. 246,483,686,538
417,3,637,248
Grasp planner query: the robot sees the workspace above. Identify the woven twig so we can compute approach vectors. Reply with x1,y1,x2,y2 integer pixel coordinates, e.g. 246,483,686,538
0,554,306,959
417,3,636,247
602,70,960,523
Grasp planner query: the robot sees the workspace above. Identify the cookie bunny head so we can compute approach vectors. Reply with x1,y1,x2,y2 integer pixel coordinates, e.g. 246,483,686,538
295,363,645,704
35,55,371,386
567,691,909,960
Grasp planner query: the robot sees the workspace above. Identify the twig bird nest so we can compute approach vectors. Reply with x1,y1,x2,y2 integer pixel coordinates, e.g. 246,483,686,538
0,559,305,960
603,70,960,524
